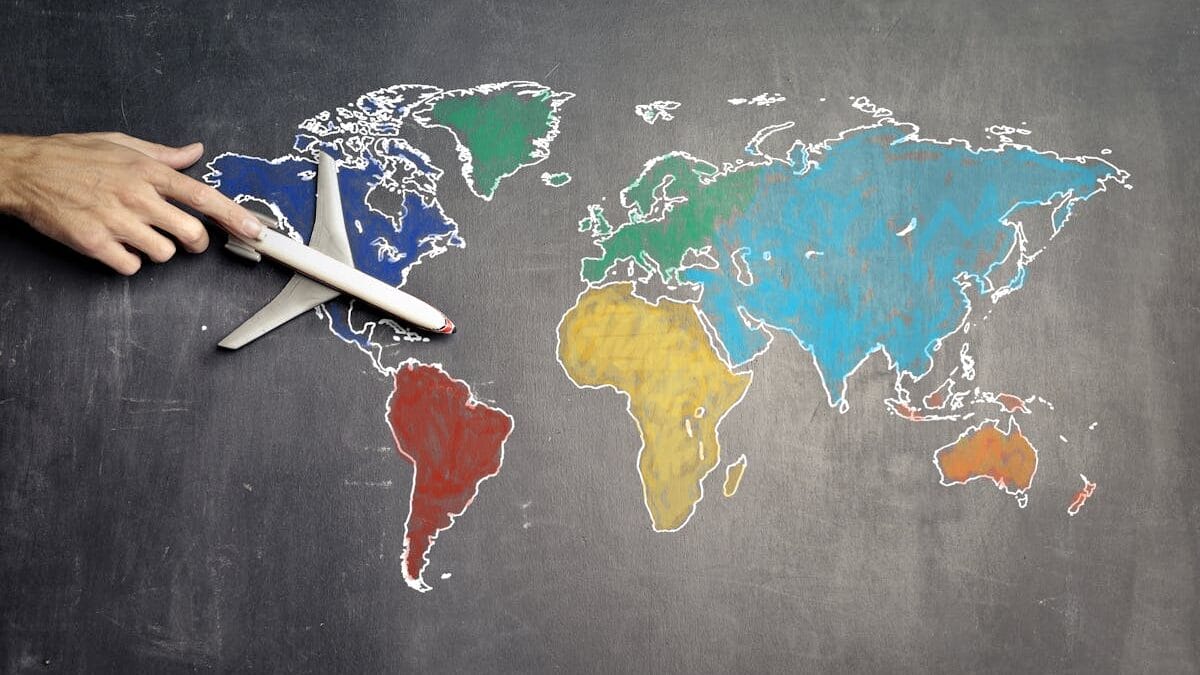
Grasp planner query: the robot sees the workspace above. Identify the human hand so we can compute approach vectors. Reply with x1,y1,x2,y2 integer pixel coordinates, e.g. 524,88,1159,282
0,132,263,275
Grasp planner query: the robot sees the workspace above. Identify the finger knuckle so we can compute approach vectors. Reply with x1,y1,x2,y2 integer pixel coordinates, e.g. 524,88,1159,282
132,157,161,179
178,218,207,247
188,183,211,208
115,186,146,208
149,239,176,263
73,229,109,256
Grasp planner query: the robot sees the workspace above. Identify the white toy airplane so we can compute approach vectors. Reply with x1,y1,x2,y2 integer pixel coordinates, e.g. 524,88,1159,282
218,151,455,350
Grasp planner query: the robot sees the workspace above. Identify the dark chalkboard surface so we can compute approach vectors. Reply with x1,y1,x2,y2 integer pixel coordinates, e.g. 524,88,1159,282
2,1,1197,672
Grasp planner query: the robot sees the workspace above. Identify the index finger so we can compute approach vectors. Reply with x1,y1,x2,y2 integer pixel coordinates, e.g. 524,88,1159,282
151,167,263,241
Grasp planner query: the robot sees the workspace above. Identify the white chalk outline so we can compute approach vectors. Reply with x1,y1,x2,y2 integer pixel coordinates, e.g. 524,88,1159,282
634,100,681,125
728,93,787,107
554,284,754,532
207,80,572,375
922,378,955,410
385,358,515,592
932,416,1039,508
207,82,562,591
1067,474,1097,516
540,171,573,188
560,98,1129,531
411,81,575,201
760,113,1123,407
729,246,755,286
204,147,463,376
574,113,1128,415
744,121,796,160
723,454,749,497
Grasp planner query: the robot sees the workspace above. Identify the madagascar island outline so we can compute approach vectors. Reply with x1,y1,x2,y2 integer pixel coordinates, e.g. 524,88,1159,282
206,81,572,591
558,97,1127,531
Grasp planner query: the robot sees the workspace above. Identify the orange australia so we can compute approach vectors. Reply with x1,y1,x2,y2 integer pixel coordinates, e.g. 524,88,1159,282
933,417,1038,508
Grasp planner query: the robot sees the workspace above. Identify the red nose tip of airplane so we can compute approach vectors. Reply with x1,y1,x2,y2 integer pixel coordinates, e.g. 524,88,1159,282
438,318,456,335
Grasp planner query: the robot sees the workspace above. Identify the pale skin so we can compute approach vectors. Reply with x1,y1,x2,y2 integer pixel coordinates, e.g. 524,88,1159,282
0,132,263,275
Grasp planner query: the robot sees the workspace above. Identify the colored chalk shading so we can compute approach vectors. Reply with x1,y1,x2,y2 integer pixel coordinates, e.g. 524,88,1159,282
207,81,574,594
933,417,1038,508
206,148,461,352
578,204,611,235
541,171,572,187
418,82,573,200
387,361,514,592
1067,475,1098,516
994,393,1031,414
558,283,751,531
580,151,738,283
561,114,1127,535
579,122,1122,409
723,455,748,497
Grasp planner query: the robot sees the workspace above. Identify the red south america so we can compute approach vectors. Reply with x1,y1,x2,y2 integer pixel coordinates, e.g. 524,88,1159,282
387,361,513,592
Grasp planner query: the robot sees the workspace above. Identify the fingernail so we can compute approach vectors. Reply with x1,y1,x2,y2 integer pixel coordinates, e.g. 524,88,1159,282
242,217,264,240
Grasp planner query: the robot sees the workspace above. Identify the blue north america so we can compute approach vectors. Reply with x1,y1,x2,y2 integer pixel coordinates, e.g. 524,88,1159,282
206,139,461,352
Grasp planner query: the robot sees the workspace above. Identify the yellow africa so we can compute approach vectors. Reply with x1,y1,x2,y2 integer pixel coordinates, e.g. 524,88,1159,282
558,283,752,531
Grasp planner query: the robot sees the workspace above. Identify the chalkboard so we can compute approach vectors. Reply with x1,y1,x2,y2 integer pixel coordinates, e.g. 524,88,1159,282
2,1,1197,672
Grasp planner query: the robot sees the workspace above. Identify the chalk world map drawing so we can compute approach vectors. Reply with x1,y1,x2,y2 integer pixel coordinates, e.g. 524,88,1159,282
205,81,573,592
208,87,1129,591
558,97,1128,532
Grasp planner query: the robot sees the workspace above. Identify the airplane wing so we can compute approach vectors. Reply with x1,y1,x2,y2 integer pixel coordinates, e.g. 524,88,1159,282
218,152,354,350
